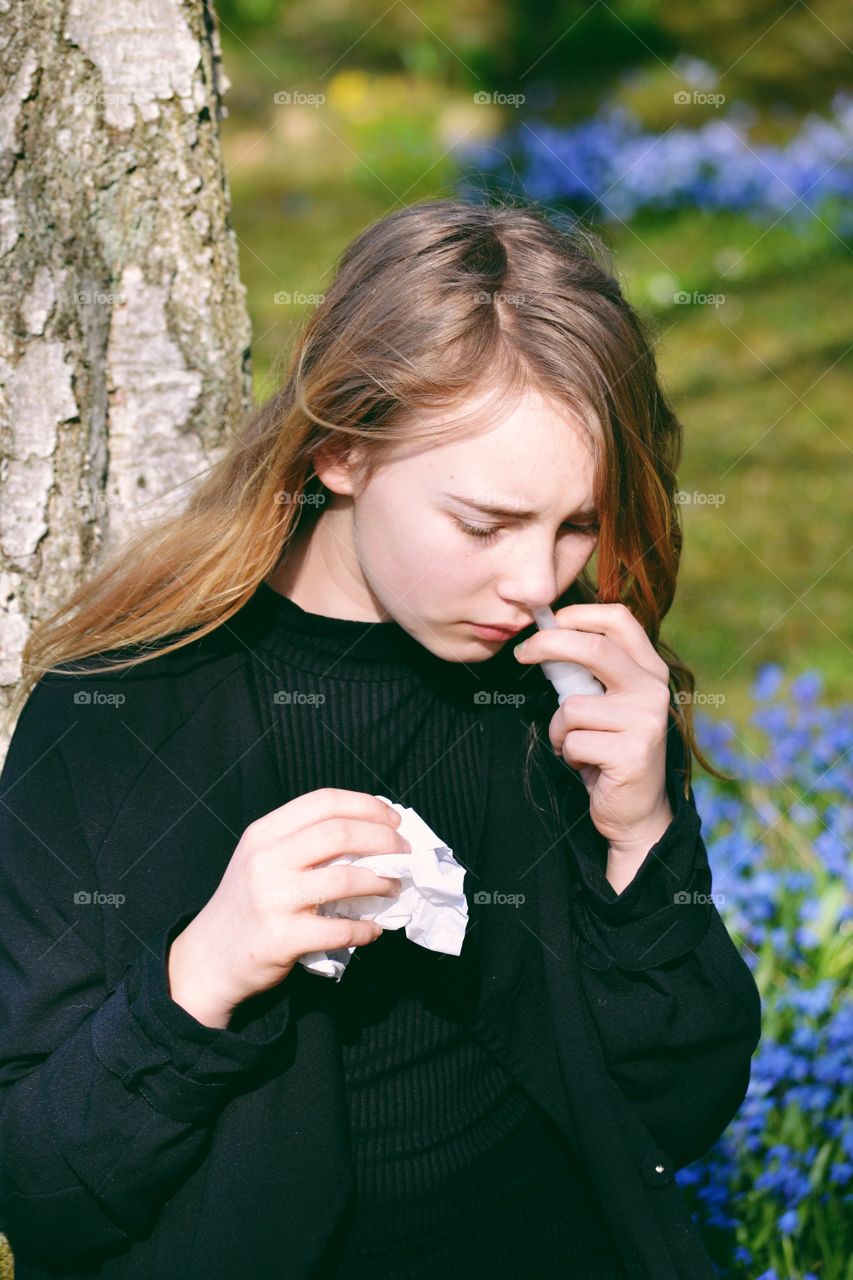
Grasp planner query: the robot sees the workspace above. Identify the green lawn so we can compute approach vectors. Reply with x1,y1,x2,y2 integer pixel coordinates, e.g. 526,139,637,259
220,61,852,726
617,210,852,723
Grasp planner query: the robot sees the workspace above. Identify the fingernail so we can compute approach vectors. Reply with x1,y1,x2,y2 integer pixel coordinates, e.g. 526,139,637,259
513,640,526,659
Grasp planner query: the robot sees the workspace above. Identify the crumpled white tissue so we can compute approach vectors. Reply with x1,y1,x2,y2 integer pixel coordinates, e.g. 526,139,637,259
297,795,468,982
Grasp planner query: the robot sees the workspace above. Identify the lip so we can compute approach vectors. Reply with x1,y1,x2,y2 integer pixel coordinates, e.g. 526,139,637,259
468,621,529,639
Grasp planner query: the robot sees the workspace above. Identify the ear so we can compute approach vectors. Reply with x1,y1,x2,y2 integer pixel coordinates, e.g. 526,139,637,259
313,442,371,497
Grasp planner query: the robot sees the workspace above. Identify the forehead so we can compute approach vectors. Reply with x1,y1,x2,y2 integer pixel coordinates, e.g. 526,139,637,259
380,384,598,502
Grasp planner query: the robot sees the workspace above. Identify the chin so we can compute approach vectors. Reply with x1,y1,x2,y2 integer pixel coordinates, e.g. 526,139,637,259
446,637,505,662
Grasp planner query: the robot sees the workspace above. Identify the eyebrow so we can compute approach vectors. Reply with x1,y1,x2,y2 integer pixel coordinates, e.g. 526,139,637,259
443,491,599,522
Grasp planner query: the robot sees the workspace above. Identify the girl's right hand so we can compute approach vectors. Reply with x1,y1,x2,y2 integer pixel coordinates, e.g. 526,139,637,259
167,788,410,1024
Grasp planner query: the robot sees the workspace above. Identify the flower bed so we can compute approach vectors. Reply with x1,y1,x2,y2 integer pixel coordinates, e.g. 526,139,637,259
675,666,852,1280
461,93,853,232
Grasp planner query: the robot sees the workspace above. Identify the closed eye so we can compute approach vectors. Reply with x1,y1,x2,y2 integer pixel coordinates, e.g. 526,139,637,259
454,518,600,543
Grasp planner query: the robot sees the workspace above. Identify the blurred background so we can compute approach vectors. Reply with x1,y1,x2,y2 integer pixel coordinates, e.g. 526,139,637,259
213,0,852,725
207,6,852,1279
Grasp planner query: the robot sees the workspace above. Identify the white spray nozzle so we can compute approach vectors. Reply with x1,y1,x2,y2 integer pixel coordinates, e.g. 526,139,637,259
530,605,605,702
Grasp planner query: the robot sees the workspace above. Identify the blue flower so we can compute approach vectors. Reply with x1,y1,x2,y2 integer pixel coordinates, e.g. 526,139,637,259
464,94,853,229
778,1208,799,1235
776,980,836,1018
814,828,848,876
790,671,824,704
582,660,851,1275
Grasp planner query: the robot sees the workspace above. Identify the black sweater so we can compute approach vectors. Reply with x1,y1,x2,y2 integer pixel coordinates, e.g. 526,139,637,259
0,580,762,1280
246,589,619,1275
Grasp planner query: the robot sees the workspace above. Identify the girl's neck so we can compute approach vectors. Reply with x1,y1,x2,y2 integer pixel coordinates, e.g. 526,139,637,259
264,510,390,624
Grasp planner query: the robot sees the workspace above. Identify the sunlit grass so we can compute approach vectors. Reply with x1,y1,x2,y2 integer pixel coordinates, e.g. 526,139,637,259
220,62,851,727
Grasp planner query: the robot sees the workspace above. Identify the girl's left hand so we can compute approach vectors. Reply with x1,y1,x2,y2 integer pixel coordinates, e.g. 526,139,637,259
513,602,675,854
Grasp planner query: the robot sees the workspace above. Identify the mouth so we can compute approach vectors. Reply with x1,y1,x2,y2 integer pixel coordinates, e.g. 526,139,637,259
467,621,528,640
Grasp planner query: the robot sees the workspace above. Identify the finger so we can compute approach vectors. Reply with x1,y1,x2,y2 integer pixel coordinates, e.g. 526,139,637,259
550,603,671,683
547,693,625,752
555,727,625,772
293,817,411,872
257,789,402,843
517,628,635,692
303,864,402,909
299,916,383,954
552,687,672,753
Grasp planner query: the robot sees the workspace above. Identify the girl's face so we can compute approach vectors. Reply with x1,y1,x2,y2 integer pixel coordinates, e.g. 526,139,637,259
279,385,600,661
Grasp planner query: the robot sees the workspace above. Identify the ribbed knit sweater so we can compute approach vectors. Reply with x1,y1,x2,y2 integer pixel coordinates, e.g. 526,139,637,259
247,584,623,1279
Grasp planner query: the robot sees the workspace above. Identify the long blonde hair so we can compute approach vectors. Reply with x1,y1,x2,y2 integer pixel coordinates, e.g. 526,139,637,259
15,196,734,796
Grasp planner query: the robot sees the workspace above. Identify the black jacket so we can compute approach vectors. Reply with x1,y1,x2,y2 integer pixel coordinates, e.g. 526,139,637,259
0,596,762,1279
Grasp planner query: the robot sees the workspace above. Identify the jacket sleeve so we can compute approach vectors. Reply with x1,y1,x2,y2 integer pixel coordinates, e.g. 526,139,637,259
559,714,763,1169
0,680,293,1266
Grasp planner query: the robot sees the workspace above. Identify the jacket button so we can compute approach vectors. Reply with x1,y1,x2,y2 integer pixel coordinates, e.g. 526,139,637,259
640,1149,673,1187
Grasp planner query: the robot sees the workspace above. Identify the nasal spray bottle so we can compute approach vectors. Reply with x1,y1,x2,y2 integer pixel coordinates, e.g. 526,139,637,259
529,605,605,702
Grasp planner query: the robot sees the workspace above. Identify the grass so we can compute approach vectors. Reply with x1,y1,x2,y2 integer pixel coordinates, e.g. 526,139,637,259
219,57,852,738
609,207,852,724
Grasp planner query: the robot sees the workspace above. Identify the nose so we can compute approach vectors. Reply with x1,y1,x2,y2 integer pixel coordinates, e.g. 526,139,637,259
496,544,561,616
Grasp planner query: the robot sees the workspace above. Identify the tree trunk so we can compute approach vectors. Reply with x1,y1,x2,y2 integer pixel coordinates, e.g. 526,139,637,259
0,0,253,739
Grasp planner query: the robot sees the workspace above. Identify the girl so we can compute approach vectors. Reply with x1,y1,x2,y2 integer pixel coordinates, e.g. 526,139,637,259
0,198,761,1279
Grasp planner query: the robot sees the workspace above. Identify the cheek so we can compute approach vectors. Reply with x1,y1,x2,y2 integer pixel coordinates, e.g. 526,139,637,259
406,525,475,595
362,507,475,597
356,498,435,579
